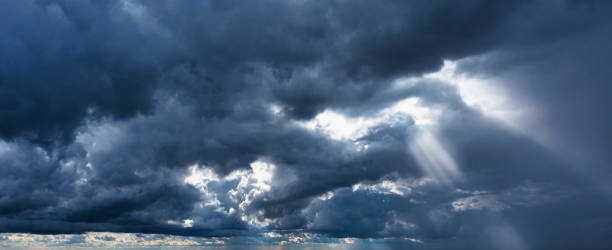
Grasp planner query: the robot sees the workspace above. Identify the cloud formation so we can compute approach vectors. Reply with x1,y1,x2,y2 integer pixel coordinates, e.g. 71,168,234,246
1,0,612,249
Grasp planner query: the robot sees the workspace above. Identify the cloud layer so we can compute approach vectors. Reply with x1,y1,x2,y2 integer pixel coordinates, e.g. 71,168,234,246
1,0,612,249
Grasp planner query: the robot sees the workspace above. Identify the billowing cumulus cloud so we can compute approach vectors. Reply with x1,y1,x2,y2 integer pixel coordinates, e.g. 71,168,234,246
1,0,612,249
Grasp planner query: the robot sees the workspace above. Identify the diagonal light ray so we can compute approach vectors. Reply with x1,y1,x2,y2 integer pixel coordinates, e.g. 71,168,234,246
409,128,463,186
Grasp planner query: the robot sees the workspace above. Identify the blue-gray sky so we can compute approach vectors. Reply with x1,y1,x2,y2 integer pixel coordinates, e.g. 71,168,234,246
1,0,612,249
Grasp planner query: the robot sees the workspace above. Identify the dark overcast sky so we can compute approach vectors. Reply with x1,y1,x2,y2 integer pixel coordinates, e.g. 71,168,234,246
1,0,612,249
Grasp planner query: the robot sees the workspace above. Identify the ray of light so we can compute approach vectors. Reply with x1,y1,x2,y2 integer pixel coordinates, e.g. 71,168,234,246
409,128,463,186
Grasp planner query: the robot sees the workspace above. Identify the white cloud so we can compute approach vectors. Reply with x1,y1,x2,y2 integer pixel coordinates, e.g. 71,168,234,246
183,159,281,227
352,178,431,197
452,194,506,212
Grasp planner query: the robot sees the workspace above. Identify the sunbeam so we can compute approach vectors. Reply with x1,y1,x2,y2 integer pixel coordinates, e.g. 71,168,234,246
409,128,463,186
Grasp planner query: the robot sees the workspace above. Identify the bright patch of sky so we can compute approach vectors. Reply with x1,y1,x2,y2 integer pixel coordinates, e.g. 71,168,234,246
294,59,529,146
0,232,422,249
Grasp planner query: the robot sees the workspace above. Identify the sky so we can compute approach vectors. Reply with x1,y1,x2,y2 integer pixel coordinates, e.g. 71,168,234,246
1,0,612,249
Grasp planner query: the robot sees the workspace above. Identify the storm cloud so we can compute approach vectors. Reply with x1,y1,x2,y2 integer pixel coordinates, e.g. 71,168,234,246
1,0,612,249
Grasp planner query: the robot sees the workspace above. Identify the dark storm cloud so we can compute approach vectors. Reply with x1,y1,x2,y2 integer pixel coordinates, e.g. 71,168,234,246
0,1,172,145
0,141,76,216
1,0,612,249
0,0,598,142
0,0,529,136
